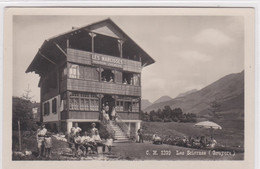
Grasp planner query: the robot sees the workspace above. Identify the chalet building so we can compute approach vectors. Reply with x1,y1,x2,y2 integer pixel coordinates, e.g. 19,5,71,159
26,19,155,140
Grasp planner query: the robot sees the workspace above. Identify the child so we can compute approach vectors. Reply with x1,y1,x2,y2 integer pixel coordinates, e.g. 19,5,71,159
105,135,113,153
44,132,52,158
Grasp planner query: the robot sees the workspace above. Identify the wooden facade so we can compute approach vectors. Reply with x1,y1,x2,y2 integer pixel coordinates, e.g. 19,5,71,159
26,19,155,133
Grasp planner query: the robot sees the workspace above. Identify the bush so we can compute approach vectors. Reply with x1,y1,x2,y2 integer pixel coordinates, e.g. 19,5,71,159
99,124,114,139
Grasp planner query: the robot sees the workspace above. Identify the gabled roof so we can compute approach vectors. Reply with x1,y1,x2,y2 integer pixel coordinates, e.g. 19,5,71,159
26,18,155,74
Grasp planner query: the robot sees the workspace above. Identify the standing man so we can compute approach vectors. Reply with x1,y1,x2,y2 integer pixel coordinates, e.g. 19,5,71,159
137,127,144,143
36,123,47,157
90,123,98,136
104,102,110,120
67,128,76,157
72,122,82,135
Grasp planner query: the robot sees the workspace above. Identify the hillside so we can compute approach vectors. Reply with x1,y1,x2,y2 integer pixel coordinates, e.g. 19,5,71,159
153,95,172,104
176,89,198,98
144,71,244,117
141,99,152,110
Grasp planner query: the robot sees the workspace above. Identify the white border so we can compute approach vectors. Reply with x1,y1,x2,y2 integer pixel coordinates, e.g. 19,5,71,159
0,1,258,169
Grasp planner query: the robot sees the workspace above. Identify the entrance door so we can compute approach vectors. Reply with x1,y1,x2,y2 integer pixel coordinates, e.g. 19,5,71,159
101,95,115,118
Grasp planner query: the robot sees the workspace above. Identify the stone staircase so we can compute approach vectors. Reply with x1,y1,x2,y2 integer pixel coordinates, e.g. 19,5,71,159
108,122,130,143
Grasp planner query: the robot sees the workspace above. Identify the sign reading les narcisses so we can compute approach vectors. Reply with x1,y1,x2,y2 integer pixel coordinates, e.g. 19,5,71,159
92,54,123,69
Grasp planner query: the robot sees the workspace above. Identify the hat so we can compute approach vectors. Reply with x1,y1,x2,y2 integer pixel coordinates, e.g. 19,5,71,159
91,123,96,127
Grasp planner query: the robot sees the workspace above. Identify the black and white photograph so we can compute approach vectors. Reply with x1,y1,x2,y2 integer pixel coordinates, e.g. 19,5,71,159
4,7,254,165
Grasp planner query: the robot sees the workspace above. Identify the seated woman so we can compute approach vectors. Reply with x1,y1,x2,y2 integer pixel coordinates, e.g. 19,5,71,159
81,131,95,155
152,133,162,144
74,132,86,157
92,131,106,153
209,137,217,148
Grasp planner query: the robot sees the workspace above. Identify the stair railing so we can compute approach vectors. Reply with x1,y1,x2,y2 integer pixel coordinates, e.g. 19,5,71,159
115,114,130,138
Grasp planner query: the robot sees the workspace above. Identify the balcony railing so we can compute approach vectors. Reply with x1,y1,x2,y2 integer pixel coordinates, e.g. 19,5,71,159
67,48,142,73
61,78,141,96
61,111,99,120
60,110,139,120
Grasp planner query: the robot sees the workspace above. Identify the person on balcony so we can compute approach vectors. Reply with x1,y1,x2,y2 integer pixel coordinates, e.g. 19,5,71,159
105,103,111,119
109,76,114,82
123,78,127,84
102,77,107,82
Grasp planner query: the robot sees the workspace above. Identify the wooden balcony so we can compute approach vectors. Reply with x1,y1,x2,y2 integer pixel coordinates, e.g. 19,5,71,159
61,78,141,96
67,48,142,73
61,111,99,120
60,111,139,120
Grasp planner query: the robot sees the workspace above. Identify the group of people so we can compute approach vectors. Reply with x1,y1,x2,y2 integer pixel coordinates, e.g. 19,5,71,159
99,103,118,124
36,124,52,158
36,122,114,158
67,122,113,157
163,135,217,148
152,133,163,145
102,76,114,83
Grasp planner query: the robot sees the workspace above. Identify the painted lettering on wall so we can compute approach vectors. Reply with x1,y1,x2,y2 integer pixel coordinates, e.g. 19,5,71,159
92,54,123,68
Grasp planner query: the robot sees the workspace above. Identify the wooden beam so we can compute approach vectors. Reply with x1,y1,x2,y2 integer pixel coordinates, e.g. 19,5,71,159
53,42,68,57
38,50,57,65
118,39,124,58
89,32,96,53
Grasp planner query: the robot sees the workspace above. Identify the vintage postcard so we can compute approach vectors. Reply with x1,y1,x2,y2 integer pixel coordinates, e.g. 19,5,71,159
3,7,255,169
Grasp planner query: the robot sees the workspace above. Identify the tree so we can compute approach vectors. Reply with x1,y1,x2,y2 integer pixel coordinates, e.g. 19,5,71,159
22,84,34,100
12,97,37,131
208,99,221,119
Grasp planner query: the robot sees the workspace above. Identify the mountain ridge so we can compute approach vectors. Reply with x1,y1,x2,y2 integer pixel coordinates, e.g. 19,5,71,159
143,71,244,117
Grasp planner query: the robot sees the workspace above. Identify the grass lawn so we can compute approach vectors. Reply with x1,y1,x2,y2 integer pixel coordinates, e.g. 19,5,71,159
13,121,244,161
141,121,244,148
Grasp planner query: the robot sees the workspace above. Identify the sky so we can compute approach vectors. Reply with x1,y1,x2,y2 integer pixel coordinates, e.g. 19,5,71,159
13,15,244,103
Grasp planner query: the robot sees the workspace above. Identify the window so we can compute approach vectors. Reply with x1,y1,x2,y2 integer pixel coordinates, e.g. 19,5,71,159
116,101,123,112
124,101,132,112
68,63,99,81
52,98,57,114
69,64,80,78
115,97,140,113
43,102,50,116
122,72,140,85
101,69,114,82
132,102,140,112
60,93,67,111
69,92,99,111
133,74,140,86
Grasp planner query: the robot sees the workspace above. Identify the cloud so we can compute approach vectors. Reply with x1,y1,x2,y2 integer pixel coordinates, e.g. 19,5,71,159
193,28,233,46
177,50,212,62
